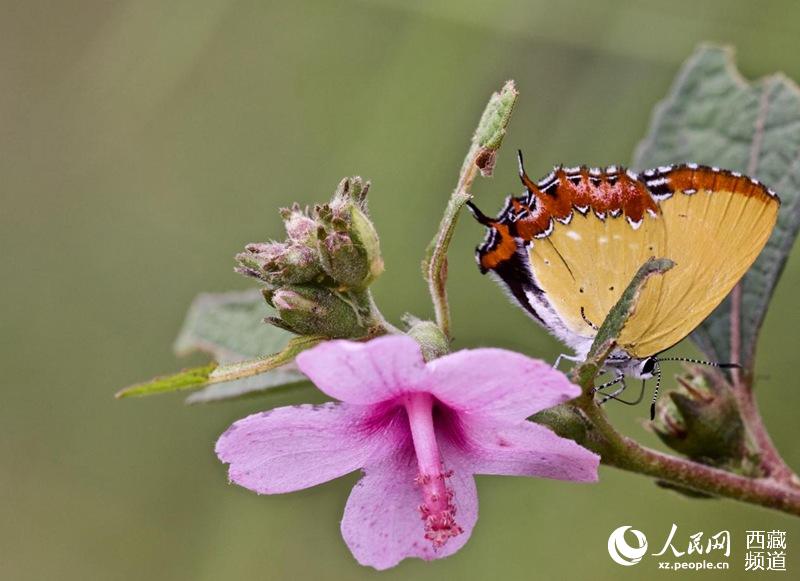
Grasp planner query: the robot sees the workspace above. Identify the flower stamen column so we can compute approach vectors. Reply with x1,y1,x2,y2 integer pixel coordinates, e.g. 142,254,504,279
405,392,462,547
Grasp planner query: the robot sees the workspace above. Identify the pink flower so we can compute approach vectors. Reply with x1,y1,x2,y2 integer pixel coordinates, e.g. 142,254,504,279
215,336,599,569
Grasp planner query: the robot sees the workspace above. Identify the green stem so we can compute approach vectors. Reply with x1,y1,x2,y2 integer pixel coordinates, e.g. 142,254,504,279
366,290,402,335
423,80,518,340
426,184,476,340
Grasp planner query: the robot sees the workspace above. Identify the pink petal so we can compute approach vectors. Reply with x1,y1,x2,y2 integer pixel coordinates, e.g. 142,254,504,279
296,335,426,404
465,419,599,482
341,448,478,570
426,348,580,421
216,402,386,494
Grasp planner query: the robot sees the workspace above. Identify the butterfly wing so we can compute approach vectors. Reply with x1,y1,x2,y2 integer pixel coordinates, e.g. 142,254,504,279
475,164,779,359
618,166,779,356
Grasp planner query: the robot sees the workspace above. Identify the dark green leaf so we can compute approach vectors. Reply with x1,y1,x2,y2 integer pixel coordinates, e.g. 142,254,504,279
634,45,800,367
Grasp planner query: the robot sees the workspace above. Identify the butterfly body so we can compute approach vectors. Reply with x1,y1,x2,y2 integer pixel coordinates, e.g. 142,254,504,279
471,158,780,378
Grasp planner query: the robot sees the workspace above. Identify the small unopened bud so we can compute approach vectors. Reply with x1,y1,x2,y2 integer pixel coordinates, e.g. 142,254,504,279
268,285,369,338
318,229,370,289
280,203,318,243
315,177,384,289
652,370,749,471
236,241,322,285
331,176,370,210
406,319,449,361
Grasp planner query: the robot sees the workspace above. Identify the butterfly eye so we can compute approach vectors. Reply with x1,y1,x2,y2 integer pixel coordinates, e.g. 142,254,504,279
641,357,656,376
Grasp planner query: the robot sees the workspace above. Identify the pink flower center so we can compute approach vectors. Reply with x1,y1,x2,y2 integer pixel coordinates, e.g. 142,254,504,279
404,392,462,549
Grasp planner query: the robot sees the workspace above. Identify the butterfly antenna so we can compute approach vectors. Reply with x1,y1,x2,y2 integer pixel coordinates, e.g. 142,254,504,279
598,378,646,406
517,149,539,193
465,200,493,226
655,356,741,369
649,362,662,420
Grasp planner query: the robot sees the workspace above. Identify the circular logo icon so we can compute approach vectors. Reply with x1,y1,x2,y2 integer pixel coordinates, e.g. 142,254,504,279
607,525,648,566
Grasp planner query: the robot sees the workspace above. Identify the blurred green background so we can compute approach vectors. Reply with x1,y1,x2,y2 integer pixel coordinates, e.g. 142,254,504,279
3,0,800,579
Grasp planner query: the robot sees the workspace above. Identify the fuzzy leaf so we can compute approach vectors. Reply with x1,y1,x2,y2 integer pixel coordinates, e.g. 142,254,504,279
587,258,675,362
204,335,323,384
423,81,518,282
474,80,518,151
119,291,321,402
174,290,295,363
118,335,322,401
116,363,217,398
634,45,800,367
538,259,674,437
184,371,310,405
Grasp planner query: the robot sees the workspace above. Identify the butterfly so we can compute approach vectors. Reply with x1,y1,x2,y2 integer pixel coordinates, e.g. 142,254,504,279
468,152,780,418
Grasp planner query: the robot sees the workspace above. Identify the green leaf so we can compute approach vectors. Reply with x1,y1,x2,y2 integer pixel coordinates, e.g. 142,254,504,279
205,335,323,383
474,79,518,151
118,335,323,401
587,258,675,362
119,290,323,402
537,258,673,440
116,363,217,399
185,334,323,403
174,290,295,363
184,371,309,404
634,45,800,367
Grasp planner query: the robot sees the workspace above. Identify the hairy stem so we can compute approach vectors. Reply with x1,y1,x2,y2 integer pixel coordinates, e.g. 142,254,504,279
536,257,800,517
732,372,798,485
423,81,518,340
576,393,800,516
366,290,402,335
426,177,477,339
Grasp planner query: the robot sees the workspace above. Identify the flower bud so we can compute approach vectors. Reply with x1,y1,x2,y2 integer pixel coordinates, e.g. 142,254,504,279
235,241,322,285
652,369,750,472
315,177,384,289
406,319,449,361
332,175,369,209
280,203,318,244
267,285,369,338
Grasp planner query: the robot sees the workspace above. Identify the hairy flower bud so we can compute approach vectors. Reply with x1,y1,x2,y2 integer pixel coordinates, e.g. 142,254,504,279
315,177,384,289
652,369,752,473
235,241,322,285
267,285,369,338
280,203,318,244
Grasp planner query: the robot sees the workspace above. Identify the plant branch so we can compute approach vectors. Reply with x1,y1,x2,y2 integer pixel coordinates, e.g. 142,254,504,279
366,290,402,335
423,80,518,340
580,399,800,516
534,258,800,517
731,373,798,485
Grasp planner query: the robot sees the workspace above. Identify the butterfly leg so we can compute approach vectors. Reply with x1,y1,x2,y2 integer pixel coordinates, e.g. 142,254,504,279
591,372,625,402
553,353,583,370
597,377,627,405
